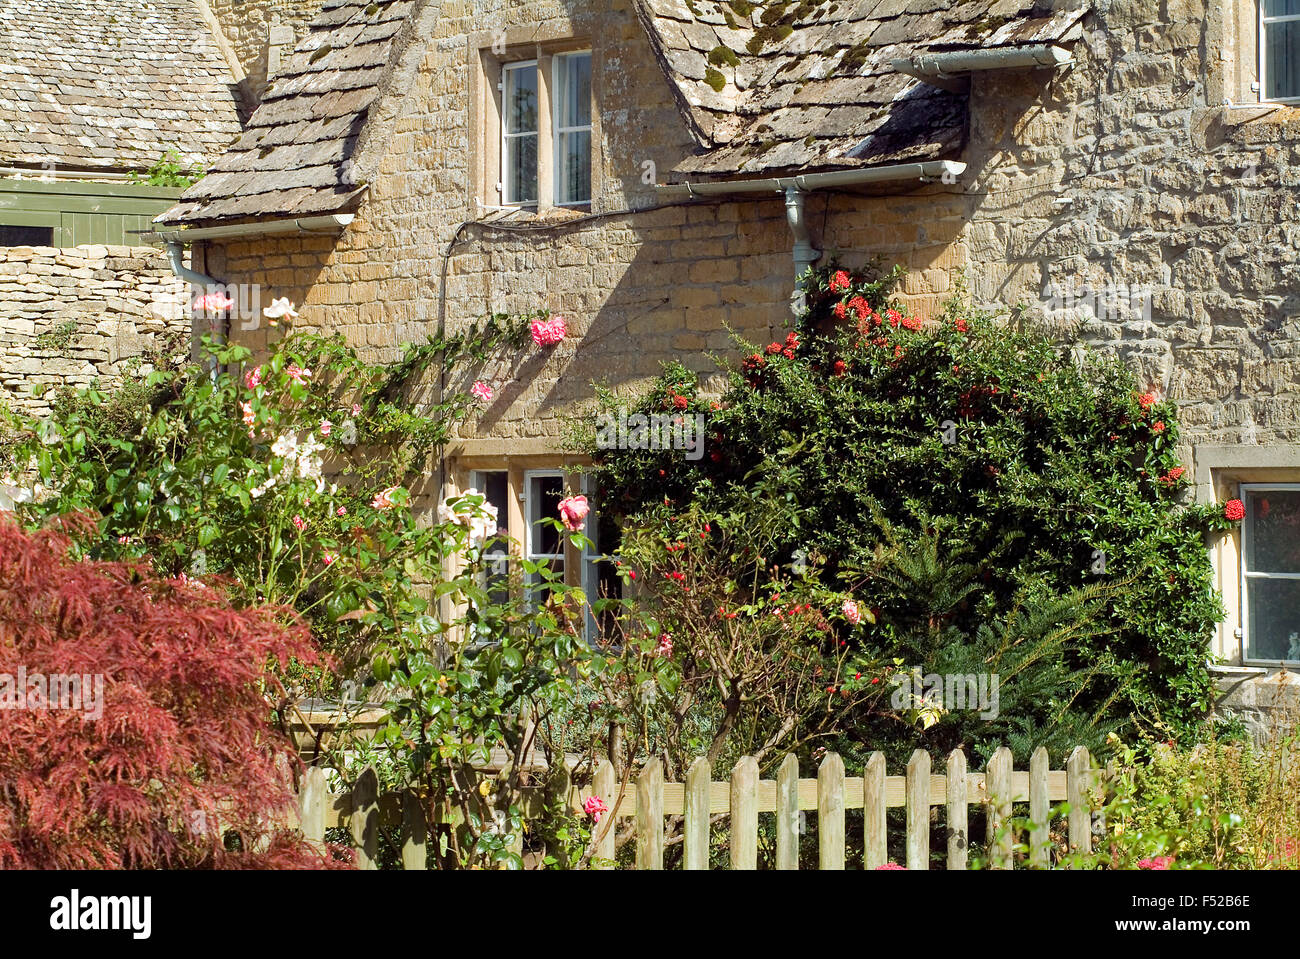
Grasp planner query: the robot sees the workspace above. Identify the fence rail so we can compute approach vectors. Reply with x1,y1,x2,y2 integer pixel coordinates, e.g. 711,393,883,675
295,745,1099,870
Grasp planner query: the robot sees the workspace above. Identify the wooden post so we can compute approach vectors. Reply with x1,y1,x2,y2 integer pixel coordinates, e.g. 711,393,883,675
299,766,327,846
818,752,845,870
1067,745,1092,858
592,759,616,868
776,753,800,870
350,766,380,870
401,791,427,870
730,755,759,870
986,747,1013,869
906,749,931,870
1029,746,1050,869
946,748,967,870
636,759,664,870
863,751,887,870
684,757,711,871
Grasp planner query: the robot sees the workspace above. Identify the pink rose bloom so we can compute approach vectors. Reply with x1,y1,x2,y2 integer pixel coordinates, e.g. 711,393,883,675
193,291,235,313
842,599,862,625
530,315,567,347
117,535,130,545
285,364,312,385
470,381,494,403
371,486,402,510
240,401,255,427
557,494,589,531
875,862,906,870
323,551,337,566
337,506,347,516
244,367,262,390
583,796,608,823
351,403,362,415
320,419,332,436
292,515,306,531
656,634,673,657
1137,856,1174,870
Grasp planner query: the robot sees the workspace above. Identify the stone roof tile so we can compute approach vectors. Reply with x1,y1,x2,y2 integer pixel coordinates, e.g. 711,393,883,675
0,0,243,172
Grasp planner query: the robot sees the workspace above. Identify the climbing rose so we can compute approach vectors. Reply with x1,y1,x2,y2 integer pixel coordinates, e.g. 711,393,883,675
320,419,332,436
470,381,494,403
371,486,402,510
842,599,862,625
1224,499,1246,522
262,298,299,323
1137,856,1174,870
193,291,234,312
240,401,255,427
558,495,589,532
530,315,567,347
285,364,312,385
244,367,263,390
292,515,306,531
829,270,850,292
656,634,673,657
323,551,337,566
583,796,608,823
876,862,907,870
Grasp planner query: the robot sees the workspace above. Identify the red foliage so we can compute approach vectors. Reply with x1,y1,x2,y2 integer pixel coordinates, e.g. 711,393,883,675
0,516,350,869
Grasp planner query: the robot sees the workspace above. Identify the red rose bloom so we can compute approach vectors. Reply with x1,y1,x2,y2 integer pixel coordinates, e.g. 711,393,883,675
1224,499,1246,522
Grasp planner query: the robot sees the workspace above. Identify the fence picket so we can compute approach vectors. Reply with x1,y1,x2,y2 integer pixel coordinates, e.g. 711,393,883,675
1029,746,1050,868
299,766,327,845
1067,746,1092,859
730,755,759,870
987,747,1013,869
776,753,800,870
864,751,887,869
946,748,967,870
818,753,846,870
906,749,931,870
350,766,379,870
684,757,711,870
592,759,616,868
636,759,664,870
401,792,427,870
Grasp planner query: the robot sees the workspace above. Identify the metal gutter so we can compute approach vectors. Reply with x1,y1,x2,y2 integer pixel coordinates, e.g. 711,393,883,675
892,44,1073,92
141,212,356,244
653,160,966,199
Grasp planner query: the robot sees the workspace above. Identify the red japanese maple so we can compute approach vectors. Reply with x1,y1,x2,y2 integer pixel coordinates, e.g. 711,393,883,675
0,516,348,869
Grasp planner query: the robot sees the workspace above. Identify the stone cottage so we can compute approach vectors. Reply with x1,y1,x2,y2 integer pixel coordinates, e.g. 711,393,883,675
0,0,326,415
152,0,1300,730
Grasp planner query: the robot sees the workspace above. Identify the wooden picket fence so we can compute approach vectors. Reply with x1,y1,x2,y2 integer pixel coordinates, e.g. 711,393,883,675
295,745,1099,869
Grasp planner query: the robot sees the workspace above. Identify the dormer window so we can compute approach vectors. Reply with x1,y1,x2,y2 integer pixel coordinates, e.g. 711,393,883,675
478,40,594,211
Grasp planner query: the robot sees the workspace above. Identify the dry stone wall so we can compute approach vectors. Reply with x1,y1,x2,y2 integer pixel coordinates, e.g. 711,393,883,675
0,245,190,418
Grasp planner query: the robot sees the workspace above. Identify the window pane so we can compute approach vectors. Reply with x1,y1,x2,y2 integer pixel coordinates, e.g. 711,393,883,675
529,474,564,556
1245,489,1300,574
1246,577,1300,661
505,132,537,204
0,225,54,246
1265,0,1300,18
558,52,591,128
504,65,537,133
1267,20,1300,99
558,129,591,204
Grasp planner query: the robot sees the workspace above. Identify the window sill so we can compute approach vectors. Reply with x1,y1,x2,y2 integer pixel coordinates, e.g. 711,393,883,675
1208,663,1272,676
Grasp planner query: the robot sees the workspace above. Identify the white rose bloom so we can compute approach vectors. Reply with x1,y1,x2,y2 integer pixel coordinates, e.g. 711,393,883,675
263,298,300,320
271,433,299,460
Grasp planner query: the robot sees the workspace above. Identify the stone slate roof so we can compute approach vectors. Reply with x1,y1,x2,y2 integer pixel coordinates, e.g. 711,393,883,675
0,0,243,173
157,0,419,225
637,0,1088,178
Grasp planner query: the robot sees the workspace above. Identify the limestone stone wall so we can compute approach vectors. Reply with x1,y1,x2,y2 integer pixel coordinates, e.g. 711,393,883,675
206,0,323,101
205,0,968,447
0,245,190,418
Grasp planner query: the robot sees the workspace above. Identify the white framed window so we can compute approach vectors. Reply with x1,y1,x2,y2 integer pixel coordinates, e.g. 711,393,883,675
1240,483,1300,664
579,474,621,644
552,51,592,206
501,60,539,206
469,470,511,606
523,469,567,605
1261,0,1300,102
